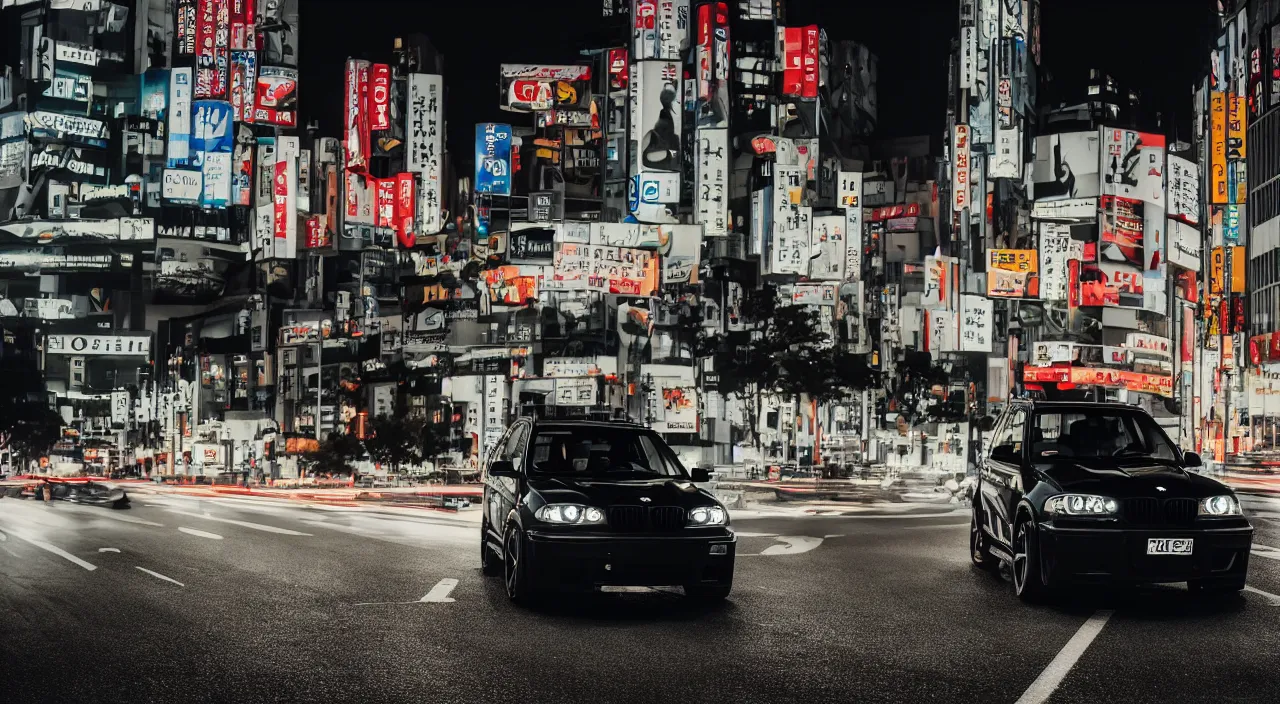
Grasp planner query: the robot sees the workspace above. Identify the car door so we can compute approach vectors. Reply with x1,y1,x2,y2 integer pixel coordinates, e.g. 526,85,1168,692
980,406,1029,551
489,421,530,539
484,425,516,545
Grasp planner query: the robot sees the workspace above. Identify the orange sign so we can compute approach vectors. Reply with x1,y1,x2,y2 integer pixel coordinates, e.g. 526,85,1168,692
1210,92,1227,204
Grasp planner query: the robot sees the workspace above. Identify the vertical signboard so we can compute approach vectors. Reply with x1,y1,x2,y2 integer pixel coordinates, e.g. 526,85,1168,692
344,59,371,173
369,64,391,131
474,123,513,196
839,171,863,281
407,73,444,234
770,165,810,275
1211,92,1228,204
952,124,970,212
274,136,298,259
630,60,682,195
694,128,729,235
167,68,193,166
191,100,234,208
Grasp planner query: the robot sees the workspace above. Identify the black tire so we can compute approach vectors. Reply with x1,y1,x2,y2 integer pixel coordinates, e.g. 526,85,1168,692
1188,578,1246,595
685,583,732,601
970,505,997,572
1013,514,1050,602
503,525,535,604
480,522,500,575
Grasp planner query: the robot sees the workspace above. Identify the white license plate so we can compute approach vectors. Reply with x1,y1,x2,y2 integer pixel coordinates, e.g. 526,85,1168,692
1147,538,1194,555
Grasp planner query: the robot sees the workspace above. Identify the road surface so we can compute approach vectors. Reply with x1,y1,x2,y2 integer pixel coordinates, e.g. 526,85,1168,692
3,492,1280,703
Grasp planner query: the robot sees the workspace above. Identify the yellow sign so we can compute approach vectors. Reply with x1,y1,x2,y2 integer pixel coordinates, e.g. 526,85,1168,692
1209,247,1225,295
1230,246,1246,293
1228,95,1247,160
1211,92,1228,204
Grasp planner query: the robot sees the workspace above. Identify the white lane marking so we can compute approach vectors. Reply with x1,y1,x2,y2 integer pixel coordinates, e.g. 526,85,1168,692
1251,543,1280,561
178,527,224,540
2,547,20,558
97,548,120,553
165,509,311,536
1244,585,1280,605
760,536,824,556
1015,610,1114,704
837,511,963,520
734,531,779,538
823,534,845,539
135,566,185,587
419,578,459,603
92,512,165,527
9,533,97,571
903,523,968,530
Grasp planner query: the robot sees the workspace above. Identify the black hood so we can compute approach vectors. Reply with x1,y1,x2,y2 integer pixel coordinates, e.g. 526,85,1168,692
1037,461,1231,499
527,475,717,509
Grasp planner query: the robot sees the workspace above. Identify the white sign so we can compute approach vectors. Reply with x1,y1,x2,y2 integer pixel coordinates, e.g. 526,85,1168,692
111,391,129,427
1038,223,1084,301
543,357,618,378
770,165,810,275
959,26,976,90
841,173,864,282
553,377,598,407
1168,220,1201,273
43,73,93,102
694,128,729,236
46,334,151,357
809,215,845,281
1167,154,1200,225
990,124,1021,178
25,111,108,142
952,124,970,212
1031,197,1098,221
167,68,193,165
163,169,202,203
652,384,698,432
274,136,299,259
0,218,154,242
407,74,444,234
960,294,993,352
55,41,100,66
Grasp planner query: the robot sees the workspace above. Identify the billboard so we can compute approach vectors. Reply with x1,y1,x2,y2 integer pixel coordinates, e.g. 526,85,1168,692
345,60,372,173
253,66,299,127
407,73,444,233
809,215,845,281
694,2,730,129
474,123,513,196
630,60,682,182
1032,132,1100,201
952,124,970,212
1210,92,1227,203
694,128,729,235
0,218,154,244
770,165,809,275
986,249,1039,298
1101,128,1165,207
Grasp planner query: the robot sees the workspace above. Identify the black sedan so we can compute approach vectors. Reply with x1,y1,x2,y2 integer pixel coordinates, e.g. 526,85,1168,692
480,419,735,603
971,400,1253,601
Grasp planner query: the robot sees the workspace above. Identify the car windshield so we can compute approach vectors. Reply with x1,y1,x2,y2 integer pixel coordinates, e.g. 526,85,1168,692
528,426,687,477
1031,409,1180,462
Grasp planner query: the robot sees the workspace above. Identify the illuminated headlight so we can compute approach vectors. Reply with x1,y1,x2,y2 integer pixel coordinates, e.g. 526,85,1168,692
1198,495,1242,517
535,504,606,525
1044,494,1118,517
687,506,727,526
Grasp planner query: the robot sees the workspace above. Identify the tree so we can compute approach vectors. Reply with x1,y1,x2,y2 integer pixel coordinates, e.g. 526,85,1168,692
0,399,64,473
364,414,426,476
305,432,364,477
420,420,453,478
700,283,879,454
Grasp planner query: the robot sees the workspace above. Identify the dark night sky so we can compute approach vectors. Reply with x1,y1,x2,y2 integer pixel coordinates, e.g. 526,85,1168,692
299,0,1217,160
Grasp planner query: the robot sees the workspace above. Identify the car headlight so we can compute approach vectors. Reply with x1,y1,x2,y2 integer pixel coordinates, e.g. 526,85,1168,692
687,506,727,526
1044,494,1118,517
534,504,606,525
1198,495,1242,517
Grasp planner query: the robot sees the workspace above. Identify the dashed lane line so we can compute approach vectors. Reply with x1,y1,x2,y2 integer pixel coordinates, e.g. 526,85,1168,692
6,531,97,571
760,536,824,556
419,578,459,603
178,527,224,540
98,548,120,553
164,509,312,536
1015,610,1114,704
1244,585,1280,605
1251,543,1280,561
136,566,185,587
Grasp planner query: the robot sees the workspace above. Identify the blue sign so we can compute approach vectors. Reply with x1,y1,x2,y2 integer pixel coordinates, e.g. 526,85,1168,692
474,123,512,196
190,100,234,159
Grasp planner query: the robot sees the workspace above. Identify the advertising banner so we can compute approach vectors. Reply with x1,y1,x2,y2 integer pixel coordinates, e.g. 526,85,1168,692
1100,195,1144,268
631,60,682,181
253,66,298,127
474,123,513,196
369,64,390,131
589,222,658,248
841,173,863,282
46,334,151,357
1101,128,1165,206
770,165,810,275
162,168,202,204
1168,220,1201,273
0,112,24,189
0,250,122,274
922,255,954,310
375,178,395,228
952,124,970,212
695,128,729,235
990,124,1021,178
273,136,298,259
553,378,598,407
629,171,680,223
552,243,657,295
1039,223,1084,301
660,224,701,285
1032,132,1100,200
395,173,415,248
986,249,1039,298
345,59,371,172
0,218,155,244
167,68,193,165
509,225,555,263
407,73,444,233
1211,92,1227,203
1166,155,1199,224
694,1,729,129
194,0,229,99
809,215,845,281
229,50,258,123
960,294,993,352
653,384,697,432
1228,94,1246,160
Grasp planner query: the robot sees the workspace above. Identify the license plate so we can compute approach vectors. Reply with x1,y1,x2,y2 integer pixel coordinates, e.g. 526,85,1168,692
1147,538,1194,555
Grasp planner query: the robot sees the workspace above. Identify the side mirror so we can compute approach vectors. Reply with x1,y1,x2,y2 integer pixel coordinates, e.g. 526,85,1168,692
1183,452,1203,468
690,467,712,483
488,460,519,478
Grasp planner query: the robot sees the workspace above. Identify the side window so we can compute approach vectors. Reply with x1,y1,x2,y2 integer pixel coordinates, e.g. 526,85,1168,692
504,424,529,471
991,409,1027,459
486,427,514,472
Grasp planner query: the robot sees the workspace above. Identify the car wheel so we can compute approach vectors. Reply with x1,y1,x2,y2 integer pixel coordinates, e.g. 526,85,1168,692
480,521,500,575
503,525,534,604
970,505,997,572
684,583,731,601
1188,578,1246,596
1012,515,1049,602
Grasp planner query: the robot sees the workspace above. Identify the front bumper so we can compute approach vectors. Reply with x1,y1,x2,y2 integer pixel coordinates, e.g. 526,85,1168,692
524,529,736,591
1039,521,1253,585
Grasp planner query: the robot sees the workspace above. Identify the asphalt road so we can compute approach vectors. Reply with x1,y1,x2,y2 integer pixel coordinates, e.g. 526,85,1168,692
3,492,1280,704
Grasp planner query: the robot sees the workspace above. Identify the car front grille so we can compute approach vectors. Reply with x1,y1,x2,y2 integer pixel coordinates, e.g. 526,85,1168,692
608,506,687,533
1123,497,1198,527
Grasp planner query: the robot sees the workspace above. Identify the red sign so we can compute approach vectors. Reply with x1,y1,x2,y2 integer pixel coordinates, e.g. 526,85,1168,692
782,27,803,96
376,178,395,229
345,171,361,218
395,173,415,248
608,48,628,91
229,0,255,51
304,216,327,249
369,64,391,131
194,0,219,98
344,61,370,172
801,25,819,98
273,159,288,243
868,203,921,222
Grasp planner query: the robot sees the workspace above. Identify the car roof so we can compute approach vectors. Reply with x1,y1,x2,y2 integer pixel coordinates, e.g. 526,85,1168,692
1013,399,1155,414
526,418,649,431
